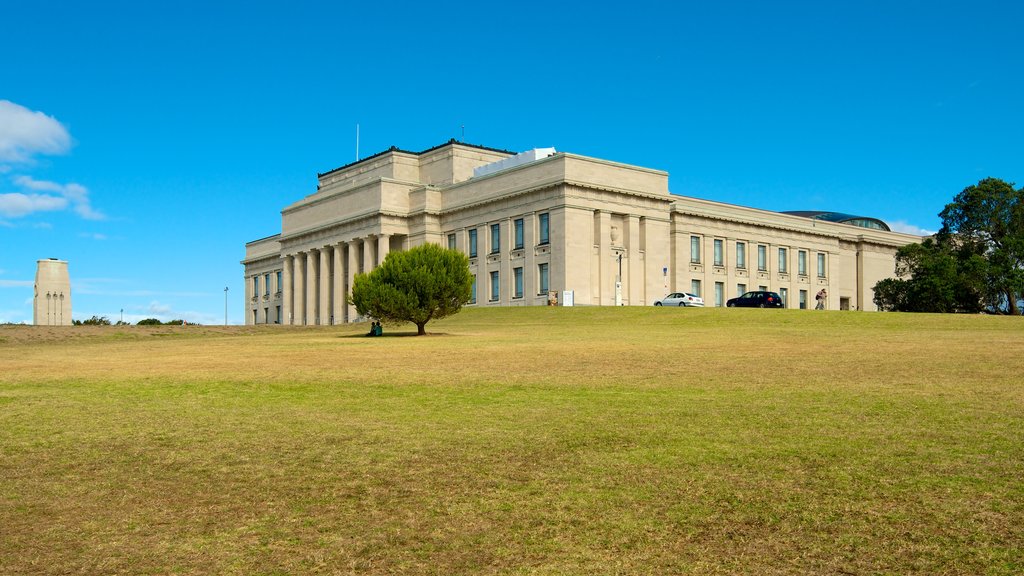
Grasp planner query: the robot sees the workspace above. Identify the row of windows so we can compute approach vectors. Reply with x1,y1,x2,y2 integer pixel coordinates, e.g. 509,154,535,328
689,280,817,309
691,237,827,277
469,263,550,304
449,213,550,258
252,271,284,298
253,305,282,324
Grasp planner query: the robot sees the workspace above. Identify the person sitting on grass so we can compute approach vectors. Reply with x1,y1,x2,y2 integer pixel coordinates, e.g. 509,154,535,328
374,322,382,337
367,321,378,337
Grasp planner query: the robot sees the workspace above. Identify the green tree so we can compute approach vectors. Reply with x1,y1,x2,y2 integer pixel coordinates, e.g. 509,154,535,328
137,318,162,325
350,243,473,335
939,177,1024,314
873,238,975,312
80,315,112,325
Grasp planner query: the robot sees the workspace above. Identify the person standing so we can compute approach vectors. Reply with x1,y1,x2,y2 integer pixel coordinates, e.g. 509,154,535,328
815,289,827,310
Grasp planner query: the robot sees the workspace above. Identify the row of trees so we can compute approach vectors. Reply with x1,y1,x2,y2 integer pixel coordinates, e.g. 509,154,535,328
874,178,1023,314
72,317,192,326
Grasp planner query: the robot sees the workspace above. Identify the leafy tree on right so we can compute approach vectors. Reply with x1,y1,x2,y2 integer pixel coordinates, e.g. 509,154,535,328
875,178,1023,314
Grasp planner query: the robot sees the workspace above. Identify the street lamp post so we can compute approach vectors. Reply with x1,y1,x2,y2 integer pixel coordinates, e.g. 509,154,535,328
224,286,229,326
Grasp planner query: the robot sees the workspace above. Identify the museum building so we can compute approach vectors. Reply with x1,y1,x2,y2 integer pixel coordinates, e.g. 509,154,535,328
242,140,919,325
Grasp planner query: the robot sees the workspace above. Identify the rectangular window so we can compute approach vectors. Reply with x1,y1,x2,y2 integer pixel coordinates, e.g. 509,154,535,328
799,290,808,309
538,263,549,294
798,250,807,276
713,239,724,266
469,229,478,257
714,282,724,307
447,233,456,250
264,273,271,294
778,247,788,273
253,276,259,296
514,267,523,298
514,218,524,250
759,285,768,292
490,223,500,254
758,245,767,271
275,305,281,323
736,242,746,269
737,283,746,296
490,270,499,301
470,275,477,304
780,287,788,308
690,236,701,264
691,279,701,297
817,252,826,278
538,213,549,245
276,271,282,293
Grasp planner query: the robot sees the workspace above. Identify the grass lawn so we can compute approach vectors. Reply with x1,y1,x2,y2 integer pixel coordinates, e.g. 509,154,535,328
1,307,1022,575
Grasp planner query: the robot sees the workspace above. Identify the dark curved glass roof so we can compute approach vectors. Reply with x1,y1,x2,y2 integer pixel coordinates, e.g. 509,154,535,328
781,211,890,231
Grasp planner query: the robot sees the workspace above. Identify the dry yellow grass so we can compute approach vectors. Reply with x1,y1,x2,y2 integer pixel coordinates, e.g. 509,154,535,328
1,308,1022,574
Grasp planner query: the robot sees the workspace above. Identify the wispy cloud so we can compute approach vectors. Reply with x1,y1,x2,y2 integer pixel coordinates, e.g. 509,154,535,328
147,300,172,315
0,190,67,218
70,277,212,298
0,100,105,222
79,232,107,240
888,220,936,236
0,279,33,288
1,175,105,220
0,100,71,164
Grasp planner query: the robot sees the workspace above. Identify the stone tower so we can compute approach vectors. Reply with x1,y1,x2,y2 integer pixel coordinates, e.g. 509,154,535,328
34,259,72,326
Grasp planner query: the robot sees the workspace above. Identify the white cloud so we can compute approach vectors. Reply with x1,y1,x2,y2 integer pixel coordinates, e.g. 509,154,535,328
0,100,71,163
0,191,68,217
79,232,107,240
0,279,33,288
1,175,105,220
888,220,936,236
147,300,172,315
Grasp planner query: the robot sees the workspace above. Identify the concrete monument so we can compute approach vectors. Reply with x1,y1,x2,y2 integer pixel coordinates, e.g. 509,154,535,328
34,258,72,326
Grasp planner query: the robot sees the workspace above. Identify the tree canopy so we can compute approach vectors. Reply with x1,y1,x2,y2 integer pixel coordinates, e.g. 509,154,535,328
939,177,1024,314
873,238,985,313
350,243,473,335
874,177,1023,314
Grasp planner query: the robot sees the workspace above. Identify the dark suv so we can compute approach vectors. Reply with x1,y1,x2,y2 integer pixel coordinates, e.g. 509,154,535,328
726,291,784,308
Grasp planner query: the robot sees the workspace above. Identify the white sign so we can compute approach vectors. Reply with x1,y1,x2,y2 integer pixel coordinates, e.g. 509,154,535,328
561,290,574,307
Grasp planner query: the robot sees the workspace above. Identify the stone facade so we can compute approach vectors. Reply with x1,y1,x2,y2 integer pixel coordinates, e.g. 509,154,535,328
242,141,919,324
34,258,72,326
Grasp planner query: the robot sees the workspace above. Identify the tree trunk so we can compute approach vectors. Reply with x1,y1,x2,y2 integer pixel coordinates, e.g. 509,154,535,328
1009,291,1020,315
416,322,427,335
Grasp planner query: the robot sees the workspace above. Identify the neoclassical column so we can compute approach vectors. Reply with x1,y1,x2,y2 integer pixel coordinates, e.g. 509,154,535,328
363,236,375,274
627,215,642,305
596,210,612,305
306,250,318,325
377,234,390,266
347,240,359,322
282,255,293,325
244,275,253,325
319,247,331,326
294,252,306,325
333,242,344,325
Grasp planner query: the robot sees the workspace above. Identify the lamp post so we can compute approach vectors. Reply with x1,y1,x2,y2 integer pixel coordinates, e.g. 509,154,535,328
224,286,229,326
614,251,623,306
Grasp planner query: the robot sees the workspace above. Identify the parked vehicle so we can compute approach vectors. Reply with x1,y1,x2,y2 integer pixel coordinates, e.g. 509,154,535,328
654,292,705,307
726,291,784,308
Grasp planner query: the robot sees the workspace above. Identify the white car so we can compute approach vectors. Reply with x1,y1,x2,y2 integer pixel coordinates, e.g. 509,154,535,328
654,292,705,307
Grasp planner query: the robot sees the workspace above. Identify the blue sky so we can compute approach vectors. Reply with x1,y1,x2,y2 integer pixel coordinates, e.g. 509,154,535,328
2,1,1021,324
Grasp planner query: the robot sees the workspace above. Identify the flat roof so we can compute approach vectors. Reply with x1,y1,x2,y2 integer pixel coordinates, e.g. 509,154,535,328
317,139,516,179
